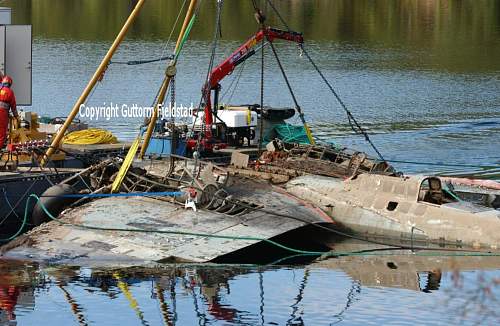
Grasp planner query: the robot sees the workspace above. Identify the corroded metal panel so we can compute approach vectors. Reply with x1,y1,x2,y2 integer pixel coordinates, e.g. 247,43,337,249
2,177,331,266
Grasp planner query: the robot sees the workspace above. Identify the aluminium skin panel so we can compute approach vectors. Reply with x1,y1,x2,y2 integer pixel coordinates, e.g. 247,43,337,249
5,25,32,106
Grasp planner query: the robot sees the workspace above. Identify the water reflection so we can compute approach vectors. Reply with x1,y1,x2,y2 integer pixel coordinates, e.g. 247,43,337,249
0,252,499,325
5,0,500,72
0,1,497,324
0,261,37,324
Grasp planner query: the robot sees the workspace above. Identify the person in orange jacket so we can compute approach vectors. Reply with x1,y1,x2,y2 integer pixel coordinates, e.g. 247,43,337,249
0,76,19,148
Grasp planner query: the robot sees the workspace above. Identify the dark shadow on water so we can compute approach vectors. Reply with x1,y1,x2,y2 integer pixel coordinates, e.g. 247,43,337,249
211,224,333,265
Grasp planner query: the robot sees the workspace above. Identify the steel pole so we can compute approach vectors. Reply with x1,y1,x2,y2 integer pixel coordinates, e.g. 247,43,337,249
42,0,147,166
139,0,198,158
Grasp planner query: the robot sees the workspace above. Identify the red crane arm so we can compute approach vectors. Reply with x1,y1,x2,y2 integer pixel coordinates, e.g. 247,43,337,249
203,27,303,126
208,27,303,89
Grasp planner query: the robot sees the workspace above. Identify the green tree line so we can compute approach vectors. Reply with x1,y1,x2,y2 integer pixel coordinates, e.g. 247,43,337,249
4,0,500,71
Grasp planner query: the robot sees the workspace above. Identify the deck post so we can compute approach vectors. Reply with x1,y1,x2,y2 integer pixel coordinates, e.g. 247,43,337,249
41,0,147,166
139,0,198,159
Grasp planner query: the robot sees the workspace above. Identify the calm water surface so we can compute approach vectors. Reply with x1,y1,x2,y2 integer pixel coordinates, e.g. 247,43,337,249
1,257,500,325
1,0,499,324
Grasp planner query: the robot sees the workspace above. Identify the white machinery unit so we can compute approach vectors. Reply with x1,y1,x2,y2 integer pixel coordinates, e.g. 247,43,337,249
192,107,258,128
191,105,258,147
0,8,32,106
217,108,257,128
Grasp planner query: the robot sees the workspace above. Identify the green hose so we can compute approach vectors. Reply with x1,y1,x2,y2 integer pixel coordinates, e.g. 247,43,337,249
174,13,197,61
26,194,326,255
0,197,29,242
3,194,500,259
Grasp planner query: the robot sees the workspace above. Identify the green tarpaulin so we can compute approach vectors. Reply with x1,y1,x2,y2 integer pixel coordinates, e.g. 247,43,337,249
264,123,312,144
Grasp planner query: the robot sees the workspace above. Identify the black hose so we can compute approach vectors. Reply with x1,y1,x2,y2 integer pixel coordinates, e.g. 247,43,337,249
110,55,174,66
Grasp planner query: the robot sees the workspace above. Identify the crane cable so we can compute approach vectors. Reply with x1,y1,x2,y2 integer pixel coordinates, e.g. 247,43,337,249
109,55,174,66
255,0,266,154
300,46,385,161
252,0,315,146
219,59,246,102
264,0,385,162
85,0,190,131
190,0,224,161
110,0,188,67
267,41,315,145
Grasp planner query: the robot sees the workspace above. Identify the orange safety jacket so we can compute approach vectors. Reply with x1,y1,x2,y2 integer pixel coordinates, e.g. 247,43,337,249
0,86,17,116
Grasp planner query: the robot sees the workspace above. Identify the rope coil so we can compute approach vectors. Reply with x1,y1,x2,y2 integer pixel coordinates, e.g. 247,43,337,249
62,129,118,145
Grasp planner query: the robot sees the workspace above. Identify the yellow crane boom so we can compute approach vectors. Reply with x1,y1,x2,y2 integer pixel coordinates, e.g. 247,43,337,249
41,0,147,166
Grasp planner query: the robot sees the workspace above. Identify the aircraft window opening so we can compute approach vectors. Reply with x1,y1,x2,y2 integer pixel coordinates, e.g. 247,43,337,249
387,201,398,211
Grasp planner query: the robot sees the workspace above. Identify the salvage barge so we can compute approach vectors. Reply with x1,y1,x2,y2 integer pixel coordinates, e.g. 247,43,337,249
1,155,334,266
2,0,500,265
2,142,500,265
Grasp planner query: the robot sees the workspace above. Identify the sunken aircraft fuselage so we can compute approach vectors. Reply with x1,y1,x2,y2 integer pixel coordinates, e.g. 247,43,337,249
286,173,500,249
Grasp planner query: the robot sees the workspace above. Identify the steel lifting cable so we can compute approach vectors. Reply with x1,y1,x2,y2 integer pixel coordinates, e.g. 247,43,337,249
145,0,189,112
221,41,268,103
191,0,224,155
110,55,175,66
0,177,39,229
129,0,194,127
252,0,268,153
161,0,189,62
385,159,500,169
1,188,20,220
300,46,386,161
251,0,315,145
219,59,246,102
258,22,266,153
91,0,187,103
264,0,290,31
203,0,224,102
146,0,203,128
267,41,309,134
264,1,500,171
264,0,385,162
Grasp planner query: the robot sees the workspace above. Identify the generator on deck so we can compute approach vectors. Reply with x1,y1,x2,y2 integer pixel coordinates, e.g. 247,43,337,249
192,105,258,147
187,27,305,153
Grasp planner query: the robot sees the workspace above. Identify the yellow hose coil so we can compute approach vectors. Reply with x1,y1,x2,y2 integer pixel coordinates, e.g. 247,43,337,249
62,128,118,145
